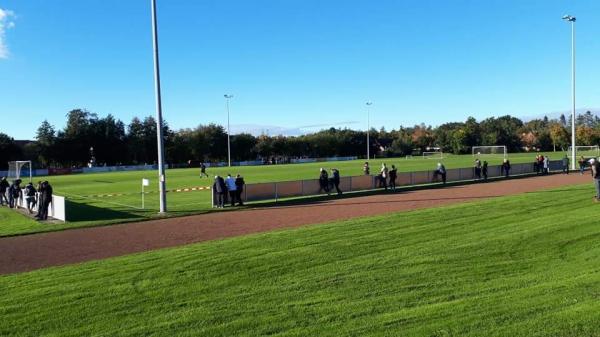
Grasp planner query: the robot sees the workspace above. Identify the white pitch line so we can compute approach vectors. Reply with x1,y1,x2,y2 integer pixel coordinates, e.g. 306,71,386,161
63,192,144,210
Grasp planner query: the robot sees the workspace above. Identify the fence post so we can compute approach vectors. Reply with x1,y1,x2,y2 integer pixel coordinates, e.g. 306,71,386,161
301,179,305,196
275,183,278,202
211,188,215,208
349,176,353,192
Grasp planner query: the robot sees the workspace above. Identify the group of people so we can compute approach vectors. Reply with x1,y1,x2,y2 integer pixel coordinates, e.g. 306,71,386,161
0,177,54,220
213,174,245,208
534,154,551,175
318,168,343,195
363,162,398,190
473,159,489,180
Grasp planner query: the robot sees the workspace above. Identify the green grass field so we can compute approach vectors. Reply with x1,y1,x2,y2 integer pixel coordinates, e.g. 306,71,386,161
0,152,577,237
1,183,598,336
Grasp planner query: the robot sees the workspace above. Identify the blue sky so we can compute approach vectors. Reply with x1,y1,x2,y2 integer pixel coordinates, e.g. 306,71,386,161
1,0,599,140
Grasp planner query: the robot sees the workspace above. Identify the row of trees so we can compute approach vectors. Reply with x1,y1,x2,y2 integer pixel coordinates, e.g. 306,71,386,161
1,109,600,169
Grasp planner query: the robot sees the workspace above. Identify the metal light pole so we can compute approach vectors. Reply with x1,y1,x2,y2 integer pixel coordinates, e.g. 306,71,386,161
563,15,576,170
224,94,233,167
151,0,167,213
366,101,372,160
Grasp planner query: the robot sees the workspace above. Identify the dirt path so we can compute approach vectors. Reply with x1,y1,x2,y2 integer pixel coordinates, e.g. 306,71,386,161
0,174,591,275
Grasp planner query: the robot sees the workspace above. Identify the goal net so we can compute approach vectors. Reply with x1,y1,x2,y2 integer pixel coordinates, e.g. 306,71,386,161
7,161,32,183
567,145,599,158
423,151,443,159
472,146,507,159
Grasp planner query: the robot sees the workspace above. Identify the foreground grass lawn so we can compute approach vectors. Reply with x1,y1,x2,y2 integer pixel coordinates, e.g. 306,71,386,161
1,184,599,336
0,207,42,234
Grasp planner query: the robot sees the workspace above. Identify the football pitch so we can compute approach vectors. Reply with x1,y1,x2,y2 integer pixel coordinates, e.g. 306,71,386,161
1,152,576,236
1,183,598,336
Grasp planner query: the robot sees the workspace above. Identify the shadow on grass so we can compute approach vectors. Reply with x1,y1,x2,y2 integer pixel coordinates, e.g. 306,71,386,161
66,200,144,222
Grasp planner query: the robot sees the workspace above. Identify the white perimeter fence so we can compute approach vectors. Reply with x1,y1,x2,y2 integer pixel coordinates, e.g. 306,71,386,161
212,160,564,207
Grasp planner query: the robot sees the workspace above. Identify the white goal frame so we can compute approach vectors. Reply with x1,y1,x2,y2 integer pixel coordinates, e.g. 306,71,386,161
472,146,507,159
422,151,443,159
567,145,599,158
7,161,32,183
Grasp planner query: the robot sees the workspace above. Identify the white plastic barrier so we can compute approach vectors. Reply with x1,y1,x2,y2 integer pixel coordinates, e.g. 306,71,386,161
15,191,67,221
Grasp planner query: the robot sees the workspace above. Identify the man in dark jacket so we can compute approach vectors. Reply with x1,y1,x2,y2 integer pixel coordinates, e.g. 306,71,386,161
212,175,227,208
0,177,9,206
24,182,37,214
8,179,22,209
331,168,342,195
36,182,45,219
388,165,398,191
234,174,245,206
434,163,447,184
38,181,53,220
501,159,511,178
319,168,330,195
482,161,488,180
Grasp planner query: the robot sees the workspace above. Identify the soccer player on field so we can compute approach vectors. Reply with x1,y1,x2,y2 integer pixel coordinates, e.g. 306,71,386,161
200,162,208,178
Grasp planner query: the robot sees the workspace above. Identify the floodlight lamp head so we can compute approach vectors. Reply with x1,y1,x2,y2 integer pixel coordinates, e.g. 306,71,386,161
562,15,576,22
366,101,373,106
224,94,233,99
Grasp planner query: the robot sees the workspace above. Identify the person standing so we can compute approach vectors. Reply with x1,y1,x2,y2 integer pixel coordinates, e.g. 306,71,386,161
319,168,330,195
39,181,53,220
363,162,370,175
200,163,208,178
434,163,447,184
501,159,511,178
234,174,245,206
8,179,22,209
0,177,9,206
578,156,586,174
225,174,237,207
380,163,389,190
36,182,45,219
590,158,600,202
543,156,549,175
24,182,37,214
482,161,488,180
331,168,342,195
212,175,227,208
562,155,570,174
474,159,482,180
388,165,398,191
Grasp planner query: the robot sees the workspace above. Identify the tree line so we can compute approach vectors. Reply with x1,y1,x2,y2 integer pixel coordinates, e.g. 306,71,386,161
1,108,600,169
